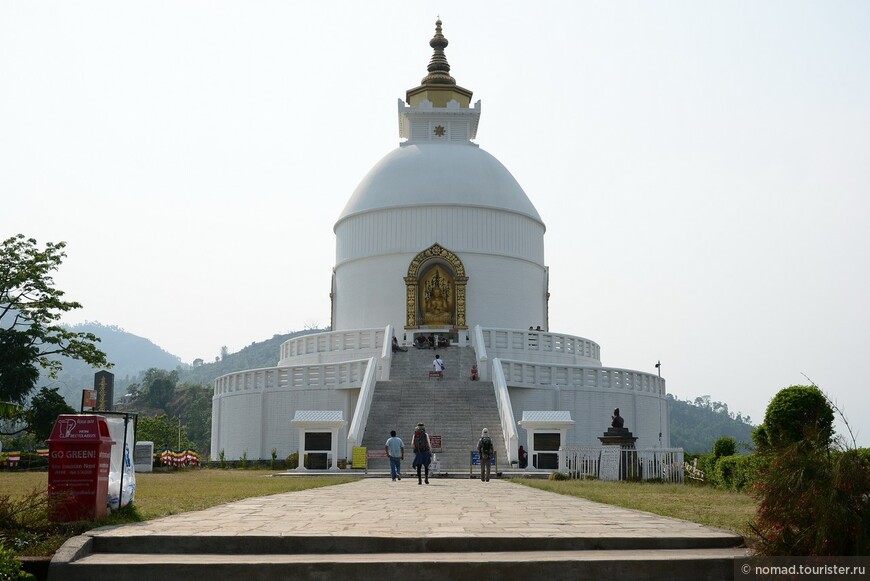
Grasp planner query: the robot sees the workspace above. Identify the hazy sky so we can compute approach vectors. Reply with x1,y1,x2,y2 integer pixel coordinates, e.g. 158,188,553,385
2,2,868,445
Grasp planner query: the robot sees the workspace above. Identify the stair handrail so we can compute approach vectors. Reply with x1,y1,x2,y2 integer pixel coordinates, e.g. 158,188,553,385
472,324,488,379
490,357,518,463
380,324,394,380
346,356,379,449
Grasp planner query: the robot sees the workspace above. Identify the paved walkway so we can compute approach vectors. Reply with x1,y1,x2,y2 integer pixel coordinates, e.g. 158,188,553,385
92,477,738,541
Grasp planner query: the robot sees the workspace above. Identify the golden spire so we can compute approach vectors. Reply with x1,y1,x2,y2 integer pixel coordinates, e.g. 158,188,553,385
421,19,455,86
406,19,473,108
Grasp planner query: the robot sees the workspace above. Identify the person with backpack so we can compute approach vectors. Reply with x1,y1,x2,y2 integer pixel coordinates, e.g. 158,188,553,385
412,422,432,485
477,428,494,482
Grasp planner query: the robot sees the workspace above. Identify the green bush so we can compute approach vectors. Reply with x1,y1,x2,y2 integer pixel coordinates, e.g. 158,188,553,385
759,385,834,449
285,452,299,469
712,436,736,459
752,436,870,555
548,471,570,481
0,543,35,580
711,455,759,492
750,385,869,556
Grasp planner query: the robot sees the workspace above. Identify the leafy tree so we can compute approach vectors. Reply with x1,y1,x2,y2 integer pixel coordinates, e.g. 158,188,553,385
141,368,178,412
751,384,869,555
137,414,192,451
757,385,834,449
0,329,41,404
0,234,111,403
146,378,175,412
172,383,212,453
25,386,75,441
712,436,736,459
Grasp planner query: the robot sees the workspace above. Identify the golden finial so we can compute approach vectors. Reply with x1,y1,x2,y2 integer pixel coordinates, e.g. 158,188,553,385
421,18,456,86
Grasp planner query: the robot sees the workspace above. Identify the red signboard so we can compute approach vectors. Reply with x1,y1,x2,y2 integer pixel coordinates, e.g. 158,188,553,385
47,415,115,522
81,389,97,410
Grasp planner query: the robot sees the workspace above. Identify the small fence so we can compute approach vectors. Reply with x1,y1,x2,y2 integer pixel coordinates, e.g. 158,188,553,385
561,447,684,483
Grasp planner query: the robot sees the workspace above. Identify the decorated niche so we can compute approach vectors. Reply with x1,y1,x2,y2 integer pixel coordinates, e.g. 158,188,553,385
404,243,467,330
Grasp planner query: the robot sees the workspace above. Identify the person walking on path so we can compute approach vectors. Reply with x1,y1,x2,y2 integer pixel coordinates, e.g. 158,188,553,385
385,430,404,481
477,428,494,482
412,422,432,485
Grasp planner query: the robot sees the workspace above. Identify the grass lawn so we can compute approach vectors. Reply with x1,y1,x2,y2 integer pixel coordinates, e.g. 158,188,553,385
513,478,757,539
0,469,360,556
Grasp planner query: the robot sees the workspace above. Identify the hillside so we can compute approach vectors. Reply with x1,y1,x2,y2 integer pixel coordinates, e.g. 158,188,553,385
667,394,756,453
43,322,182,408
176,328,323,386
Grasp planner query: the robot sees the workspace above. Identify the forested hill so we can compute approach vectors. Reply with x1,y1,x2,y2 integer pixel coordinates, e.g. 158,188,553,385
176,328,324,385
45,322,181,407
667,394,756,454
45,324,326,407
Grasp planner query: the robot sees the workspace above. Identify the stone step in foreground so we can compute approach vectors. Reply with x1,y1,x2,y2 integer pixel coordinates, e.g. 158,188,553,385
49,478,748,581
52,547,747,581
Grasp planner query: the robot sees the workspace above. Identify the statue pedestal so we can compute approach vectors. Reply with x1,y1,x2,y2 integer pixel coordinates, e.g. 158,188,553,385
598,428,639,481
598,427,637,447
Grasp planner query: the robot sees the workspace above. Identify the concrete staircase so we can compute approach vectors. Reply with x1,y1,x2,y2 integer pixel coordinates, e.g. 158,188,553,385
51,530,747,580
361,346,507,473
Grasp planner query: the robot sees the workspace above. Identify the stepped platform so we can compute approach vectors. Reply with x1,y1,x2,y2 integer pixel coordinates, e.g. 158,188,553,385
49,478,748,580
361,345,507,472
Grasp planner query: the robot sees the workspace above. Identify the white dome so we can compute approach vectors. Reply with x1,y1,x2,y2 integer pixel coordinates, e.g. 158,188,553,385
336,143,543,227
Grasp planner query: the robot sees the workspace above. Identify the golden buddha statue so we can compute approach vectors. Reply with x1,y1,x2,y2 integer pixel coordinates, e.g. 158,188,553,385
421,267,454,325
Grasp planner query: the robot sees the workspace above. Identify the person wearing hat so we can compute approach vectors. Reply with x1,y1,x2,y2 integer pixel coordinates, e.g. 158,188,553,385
477,428,494,482
411,422,432,485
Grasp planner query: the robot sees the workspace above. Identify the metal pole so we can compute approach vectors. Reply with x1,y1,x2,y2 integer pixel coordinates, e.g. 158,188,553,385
656,361,662,446
118,413,129,511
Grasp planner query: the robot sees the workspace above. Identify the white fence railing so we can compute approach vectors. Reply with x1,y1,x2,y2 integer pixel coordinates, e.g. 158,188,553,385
491,358,518,463
480,328,601,363
500,361,664,395
346,357,379,449
561,448,684,483
279,328,386,362
471,324,489,380
213,359,371,395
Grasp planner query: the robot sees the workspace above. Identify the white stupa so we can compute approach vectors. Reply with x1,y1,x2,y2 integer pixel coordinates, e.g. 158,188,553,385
211,21,669,471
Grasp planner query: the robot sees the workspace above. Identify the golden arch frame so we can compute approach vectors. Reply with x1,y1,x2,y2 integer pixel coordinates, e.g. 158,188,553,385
404,243,468,330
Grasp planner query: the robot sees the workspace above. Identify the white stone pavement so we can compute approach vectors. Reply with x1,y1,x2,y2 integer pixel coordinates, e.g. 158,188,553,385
92,478,741,541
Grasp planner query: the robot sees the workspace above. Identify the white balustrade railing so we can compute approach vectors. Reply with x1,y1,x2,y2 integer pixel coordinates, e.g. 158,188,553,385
491,358,518,463
471,324,488,380
480,328,601,363
213,359,371,395
499,361,664,394
380,324,393,381
346,357,379,449
279,328,386,362
561,448,684,483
